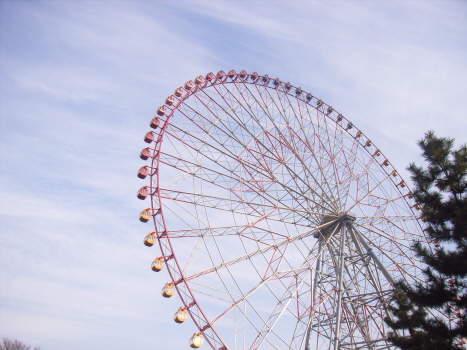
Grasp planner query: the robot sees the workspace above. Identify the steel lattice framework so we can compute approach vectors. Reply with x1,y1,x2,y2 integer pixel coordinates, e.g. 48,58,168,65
136,70,428,350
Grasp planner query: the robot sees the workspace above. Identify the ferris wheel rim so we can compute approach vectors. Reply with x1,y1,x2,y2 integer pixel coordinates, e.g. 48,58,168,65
140,70,425,350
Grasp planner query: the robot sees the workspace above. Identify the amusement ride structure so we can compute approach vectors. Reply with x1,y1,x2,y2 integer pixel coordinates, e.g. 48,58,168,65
136,70,427,349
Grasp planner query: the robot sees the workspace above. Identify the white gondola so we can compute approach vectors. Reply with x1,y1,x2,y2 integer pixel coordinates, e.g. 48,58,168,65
174,308,188,323
161,283,175,298
151,257,164,272
189,333,203,348
144,233,156,247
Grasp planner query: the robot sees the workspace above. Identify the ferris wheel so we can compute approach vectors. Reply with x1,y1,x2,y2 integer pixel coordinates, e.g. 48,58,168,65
136,70,427,350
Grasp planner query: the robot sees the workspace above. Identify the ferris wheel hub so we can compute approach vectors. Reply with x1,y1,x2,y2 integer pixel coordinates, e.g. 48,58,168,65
340,213,356,225
314,213,355,239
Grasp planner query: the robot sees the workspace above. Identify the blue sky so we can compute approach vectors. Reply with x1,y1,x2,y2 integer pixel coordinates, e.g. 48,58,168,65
0,1,466,349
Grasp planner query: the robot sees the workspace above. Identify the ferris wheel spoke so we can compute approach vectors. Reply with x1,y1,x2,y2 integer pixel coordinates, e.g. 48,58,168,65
356,216,418,239
183,220,338,283
252,85,342,213
221,83,340,213
353,192,414,216
178,98,256,160
354,176,410,220
338,176,367,215
279,91,343,211
322,127,349,211
159,151,242,186
283,125,341,211
166,225,259,239
337,132,370,187
159,187,325,220
165,223,291,240
357,221,425,246
196,86,336,215
160,187,272,218
353,221,425,270
164,122,243,167
344,170,393,213
292,114,344,210
355,214,419,223
334,152,384,213
167,108,277,180
208,82,336,213
166,121,333,219
159,151,318,225
162,195,209,229
190,87,270,154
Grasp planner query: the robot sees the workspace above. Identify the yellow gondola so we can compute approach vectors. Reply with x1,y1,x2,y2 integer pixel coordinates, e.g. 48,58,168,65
139,209,151,222
151,257,164,272
144,233,156,247
161,283,175,298
189,333,204,348
174,308,188,323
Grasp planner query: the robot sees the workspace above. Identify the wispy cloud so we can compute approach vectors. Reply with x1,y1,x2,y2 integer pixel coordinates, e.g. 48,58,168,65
1,1,466,349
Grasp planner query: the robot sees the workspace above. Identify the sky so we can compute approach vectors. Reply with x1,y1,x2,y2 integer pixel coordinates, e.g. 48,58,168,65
0,1,466,349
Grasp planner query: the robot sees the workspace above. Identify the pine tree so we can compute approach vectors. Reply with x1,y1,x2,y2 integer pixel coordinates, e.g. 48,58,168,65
385,131,467,349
